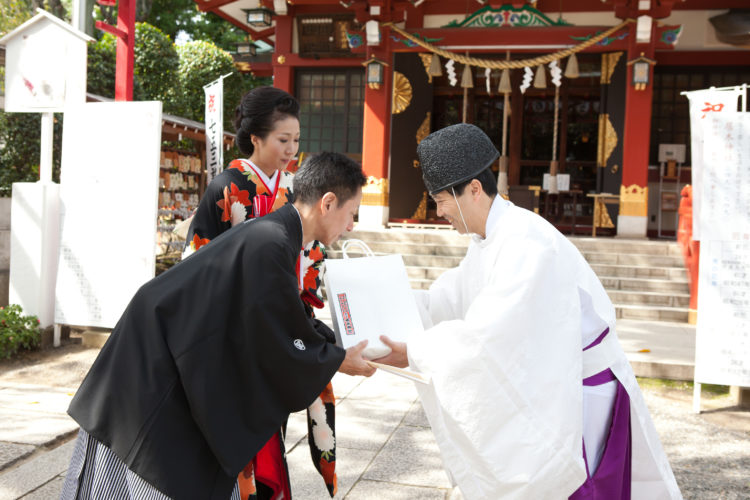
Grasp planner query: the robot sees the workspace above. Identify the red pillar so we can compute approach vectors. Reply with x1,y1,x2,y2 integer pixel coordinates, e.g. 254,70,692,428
361,28,392,180
273,15,294,93
621,22,655,188
114,0,135,101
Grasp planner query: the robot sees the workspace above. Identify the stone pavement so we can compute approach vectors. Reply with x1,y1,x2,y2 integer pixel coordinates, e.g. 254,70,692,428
0,313,727,500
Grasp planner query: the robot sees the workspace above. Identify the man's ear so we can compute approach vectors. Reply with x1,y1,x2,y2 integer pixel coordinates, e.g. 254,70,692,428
320,192,337,214
471,179,483,200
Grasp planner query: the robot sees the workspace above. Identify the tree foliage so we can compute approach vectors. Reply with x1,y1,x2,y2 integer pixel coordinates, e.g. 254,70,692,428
87,22,179,109
0,0,33,37
0,112,63,194
176,40,242,127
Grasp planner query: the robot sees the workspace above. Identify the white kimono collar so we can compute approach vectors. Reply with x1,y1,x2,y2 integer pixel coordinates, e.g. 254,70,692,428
473,195,510,245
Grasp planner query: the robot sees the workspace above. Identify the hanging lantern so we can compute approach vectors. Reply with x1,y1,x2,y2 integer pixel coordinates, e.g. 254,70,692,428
498,68,511,94
533,65,546,89
428,53,442,77
362,56,389,89
461,64,474,88
564,53,580,79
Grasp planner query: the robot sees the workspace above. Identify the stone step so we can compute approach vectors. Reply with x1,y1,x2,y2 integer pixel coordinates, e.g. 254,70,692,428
589,263,687,280
327,250,463,269
406,266,451,281
570,237,683,257
581,252,684,268
615,304,690,322
347,228,469,246
599,276,689,294
348,229,684,257
607,290,690,308
334,240,468,257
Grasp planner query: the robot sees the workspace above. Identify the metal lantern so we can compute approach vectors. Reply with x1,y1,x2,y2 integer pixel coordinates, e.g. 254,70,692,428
363,56,388,89
236,41,257,57
627,53,656,91
245,8,273,27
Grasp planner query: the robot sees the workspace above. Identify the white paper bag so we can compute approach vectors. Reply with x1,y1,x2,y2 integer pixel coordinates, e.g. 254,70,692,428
324,242,424,360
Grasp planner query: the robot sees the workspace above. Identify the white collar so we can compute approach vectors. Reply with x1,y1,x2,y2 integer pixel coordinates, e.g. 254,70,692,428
246,159,279,190
485,195,509,237
473,195,509,244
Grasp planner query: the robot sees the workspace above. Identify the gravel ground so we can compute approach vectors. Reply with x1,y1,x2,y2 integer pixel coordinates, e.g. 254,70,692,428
640,383,750,499
1,341,748,498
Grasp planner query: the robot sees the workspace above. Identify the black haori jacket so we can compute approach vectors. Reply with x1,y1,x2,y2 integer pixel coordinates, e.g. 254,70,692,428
68,204,345,500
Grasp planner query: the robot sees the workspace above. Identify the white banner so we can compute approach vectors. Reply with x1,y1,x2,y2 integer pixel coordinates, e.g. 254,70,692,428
684,87,742,240
694,112,750,388
204,76,225,183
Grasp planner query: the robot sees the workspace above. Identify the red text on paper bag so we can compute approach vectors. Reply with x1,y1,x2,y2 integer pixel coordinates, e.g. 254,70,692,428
337,293,355,335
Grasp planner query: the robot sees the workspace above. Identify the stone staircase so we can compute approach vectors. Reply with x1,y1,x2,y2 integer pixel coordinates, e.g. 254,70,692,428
329,226,690,323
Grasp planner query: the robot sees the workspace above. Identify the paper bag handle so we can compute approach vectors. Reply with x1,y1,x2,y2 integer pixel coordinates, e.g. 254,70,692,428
341,239,375,259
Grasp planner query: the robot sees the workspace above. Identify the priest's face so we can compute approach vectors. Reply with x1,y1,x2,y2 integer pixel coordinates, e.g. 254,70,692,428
433,189,470,234
320,189,362,245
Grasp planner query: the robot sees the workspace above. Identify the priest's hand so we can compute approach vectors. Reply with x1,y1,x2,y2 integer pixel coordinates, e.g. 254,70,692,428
339,340,377,377
372,336,408,368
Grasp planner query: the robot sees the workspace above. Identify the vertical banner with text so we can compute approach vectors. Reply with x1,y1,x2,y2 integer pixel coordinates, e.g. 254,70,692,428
204,75,226,184
684,87,742,240
695,111,750,389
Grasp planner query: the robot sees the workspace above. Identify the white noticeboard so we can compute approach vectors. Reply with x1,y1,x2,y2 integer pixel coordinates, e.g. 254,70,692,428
684,87,742,240
55,102,162,328
324,254,424,360
694,112,750,393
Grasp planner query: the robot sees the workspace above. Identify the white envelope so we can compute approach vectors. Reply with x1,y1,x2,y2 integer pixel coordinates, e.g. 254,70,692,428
324,253,424,360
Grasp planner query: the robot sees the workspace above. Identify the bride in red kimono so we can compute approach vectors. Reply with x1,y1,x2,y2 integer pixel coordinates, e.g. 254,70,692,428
183,86,336,500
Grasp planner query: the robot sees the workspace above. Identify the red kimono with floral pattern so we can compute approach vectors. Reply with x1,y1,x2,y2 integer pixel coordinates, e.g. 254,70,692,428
183,158,337,499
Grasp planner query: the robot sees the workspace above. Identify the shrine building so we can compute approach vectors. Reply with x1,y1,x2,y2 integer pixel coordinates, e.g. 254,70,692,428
194,0,750,237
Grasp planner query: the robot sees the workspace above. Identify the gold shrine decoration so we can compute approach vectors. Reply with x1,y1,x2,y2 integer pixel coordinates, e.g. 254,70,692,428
597,113,618,167
418,53,434,83
411,191,428,220
601,52,623,85
361,176,389,206
619,184,648,217
392,72,413,115
594,198,615,229
384,19,634,70
416,111,431,145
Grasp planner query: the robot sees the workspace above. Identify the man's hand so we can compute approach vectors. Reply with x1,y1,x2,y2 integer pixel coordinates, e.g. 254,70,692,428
338,340,376,377
371,336,408,368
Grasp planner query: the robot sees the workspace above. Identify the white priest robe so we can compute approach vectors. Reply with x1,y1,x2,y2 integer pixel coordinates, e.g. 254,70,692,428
408,196,681,500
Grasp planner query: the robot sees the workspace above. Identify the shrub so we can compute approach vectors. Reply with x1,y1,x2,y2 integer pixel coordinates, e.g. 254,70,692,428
175,40,240,129
0,304,41,359
0,111,63,195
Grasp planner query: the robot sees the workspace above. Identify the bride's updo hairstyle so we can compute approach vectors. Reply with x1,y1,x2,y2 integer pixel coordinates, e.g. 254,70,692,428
233,86,300,156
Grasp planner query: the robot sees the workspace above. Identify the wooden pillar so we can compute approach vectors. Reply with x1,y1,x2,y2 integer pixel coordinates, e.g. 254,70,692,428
272,15,294,93
618,20,655,237
114,0,135,101
359,27,392,227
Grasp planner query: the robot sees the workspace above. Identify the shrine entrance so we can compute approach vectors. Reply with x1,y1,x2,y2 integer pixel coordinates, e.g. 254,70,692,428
417,54,613,234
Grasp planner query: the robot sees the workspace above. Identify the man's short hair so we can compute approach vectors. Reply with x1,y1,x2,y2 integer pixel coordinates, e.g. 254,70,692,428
452,168,498,197
293,152,367,206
